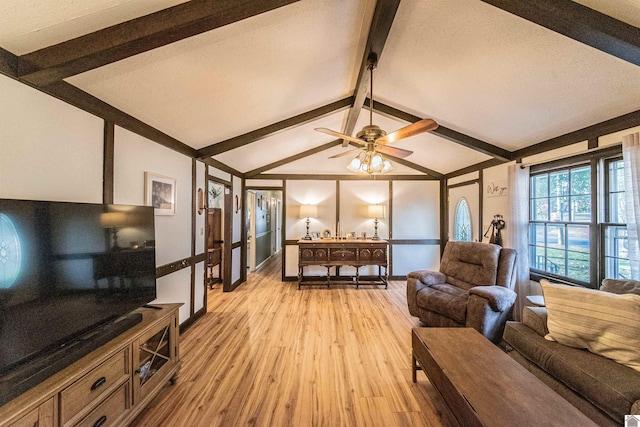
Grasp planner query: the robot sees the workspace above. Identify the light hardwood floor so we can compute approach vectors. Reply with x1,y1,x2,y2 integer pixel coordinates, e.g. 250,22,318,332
132,254,453,426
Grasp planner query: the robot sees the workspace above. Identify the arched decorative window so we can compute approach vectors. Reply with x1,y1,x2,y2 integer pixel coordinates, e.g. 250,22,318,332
0,213,22,288
454,198,472,242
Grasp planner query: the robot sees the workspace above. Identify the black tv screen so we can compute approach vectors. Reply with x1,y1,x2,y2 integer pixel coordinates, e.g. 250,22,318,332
0,199,157,379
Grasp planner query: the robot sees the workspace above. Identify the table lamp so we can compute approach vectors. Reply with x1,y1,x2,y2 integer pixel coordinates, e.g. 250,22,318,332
367,205,386,240
100,212,128,250
299,205,318,240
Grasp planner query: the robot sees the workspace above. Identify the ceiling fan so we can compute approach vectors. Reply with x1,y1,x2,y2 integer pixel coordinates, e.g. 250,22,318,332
315,54,438,173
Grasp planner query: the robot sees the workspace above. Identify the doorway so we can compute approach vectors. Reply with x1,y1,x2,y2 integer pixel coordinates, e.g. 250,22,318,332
206,180,226,288
449,183,480,242
245,189,282,273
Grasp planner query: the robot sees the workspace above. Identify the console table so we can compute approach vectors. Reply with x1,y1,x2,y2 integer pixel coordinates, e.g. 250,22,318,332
412,328,597,426
297,239,388,289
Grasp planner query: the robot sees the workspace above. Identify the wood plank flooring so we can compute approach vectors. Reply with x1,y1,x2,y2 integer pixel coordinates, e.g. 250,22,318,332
132,254,453,426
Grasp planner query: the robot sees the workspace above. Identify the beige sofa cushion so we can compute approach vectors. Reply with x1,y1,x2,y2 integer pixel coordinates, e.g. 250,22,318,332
541,279,640,373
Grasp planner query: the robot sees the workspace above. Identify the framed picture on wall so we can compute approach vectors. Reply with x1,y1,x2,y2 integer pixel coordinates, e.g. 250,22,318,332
144,172,176,215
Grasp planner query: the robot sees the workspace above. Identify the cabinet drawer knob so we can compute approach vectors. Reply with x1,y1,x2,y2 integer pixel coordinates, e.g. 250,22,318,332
93,415,107,427
90,376,107,391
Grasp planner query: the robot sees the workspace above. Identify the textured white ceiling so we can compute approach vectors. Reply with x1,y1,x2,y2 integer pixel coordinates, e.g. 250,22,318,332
213,111,349,173
374,0,640,151
0,0,188,54
67,0,373,149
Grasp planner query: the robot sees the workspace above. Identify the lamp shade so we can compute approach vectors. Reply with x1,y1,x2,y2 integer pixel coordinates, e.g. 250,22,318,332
100,212,128,228
368,205,386,219
299,204,318,218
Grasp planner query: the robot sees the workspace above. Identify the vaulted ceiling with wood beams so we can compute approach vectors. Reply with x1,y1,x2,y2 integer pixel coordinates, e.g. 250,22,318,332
1,0,639,179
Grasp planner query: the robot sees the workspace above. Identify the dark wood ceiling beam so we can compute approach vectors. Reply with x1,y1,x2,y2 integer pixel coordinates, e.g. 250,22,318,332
250,174,436,181
245,139,344,177
43,81,197,157
0,48,18,77
17,0,301,86
445,158,507,180
367,99,513,161
341,0,401,146
201,157,243,178
383,154,443,178
197,96,353,159
512,109,640,159
481,0,640,67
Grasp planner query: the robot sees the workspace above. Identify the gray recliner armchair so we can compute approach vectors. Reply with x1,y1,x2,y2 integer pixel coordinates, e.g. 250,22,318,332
407,241,517,343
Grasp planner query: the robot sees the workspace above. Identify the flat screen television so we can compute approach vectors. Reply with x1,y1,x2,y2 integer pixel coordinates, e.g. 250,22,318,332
0,199,157,404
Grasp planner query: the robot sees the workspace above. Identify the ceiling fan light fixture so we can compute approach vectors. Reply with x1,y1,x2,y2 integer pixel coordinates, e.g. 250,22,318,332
381,159,393,174
346,150,393,175
318,52,435,175
371,153,384,169
347,155,363,173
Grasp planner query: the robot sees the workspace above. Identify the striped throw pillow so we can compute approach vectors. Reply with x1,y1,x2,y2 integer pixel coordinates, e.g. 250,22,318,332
540,279,640,373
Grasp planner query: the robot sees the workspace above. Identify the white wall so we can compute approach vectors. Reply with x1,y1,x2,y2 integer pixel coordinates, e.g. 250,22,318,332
1,73,208,327
208,166,231,182
393,181,439,240
286,180,337,276
340,181,388,240
246,179,283,187
113,126,192,265
283,178,441,279
392,181,440,275
113,126,194,323
0,75,103,202
194,161,206,313
481,163,511,243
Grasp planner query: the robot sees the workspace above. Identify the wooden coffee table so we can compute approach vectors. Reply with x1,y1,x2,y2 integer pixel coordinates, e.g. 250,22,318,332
412,328,597,427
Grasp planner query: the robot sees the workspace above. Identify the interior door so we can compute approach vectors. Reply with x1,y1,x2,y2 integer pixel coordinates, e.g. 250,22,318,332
449,183,480,242
246,191,256,272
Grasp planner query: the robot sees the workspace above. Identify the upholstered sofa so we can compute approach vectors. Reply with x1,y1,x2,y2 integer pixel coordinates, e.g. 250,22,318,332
406,241,517,343
503,279,640,426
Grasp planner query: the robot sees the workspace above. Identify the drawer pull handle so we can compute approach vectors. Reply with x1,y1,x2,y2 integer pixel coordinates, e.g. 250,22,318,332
93,415,107,427
90,376,107,391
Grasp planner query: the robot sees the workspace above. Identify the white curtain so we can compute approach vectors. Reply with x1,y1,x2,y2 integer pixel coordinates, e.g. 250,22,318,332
622,133,640,280
506,164,531,321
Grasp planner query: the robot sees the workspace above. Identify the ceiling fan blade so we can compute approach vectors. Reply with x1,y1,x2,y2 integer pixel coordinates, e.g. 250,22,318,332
376,119,438,145
329,148,361,159
315,128,364,145
375,145,413,158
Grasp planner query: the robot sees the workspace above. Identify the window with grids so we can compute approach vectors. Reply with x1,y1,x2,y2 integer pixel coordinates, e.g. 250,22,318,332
604,158,630,280
529,165,592,285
